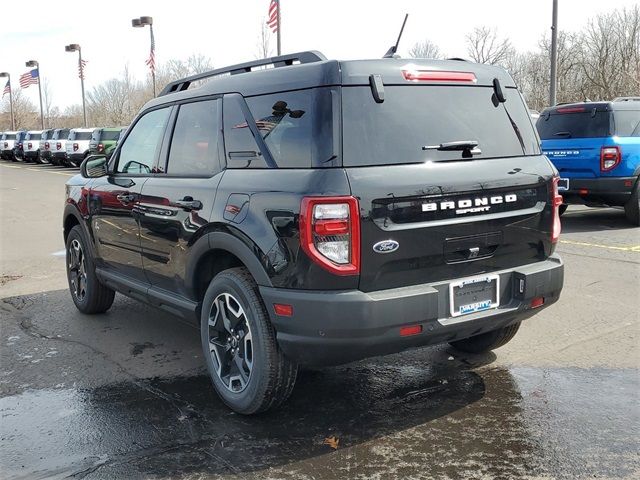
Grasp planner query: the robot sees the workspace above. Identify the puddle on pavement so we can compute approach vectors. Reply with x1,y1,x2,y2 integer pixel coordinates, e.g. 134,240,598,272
1,364,638,479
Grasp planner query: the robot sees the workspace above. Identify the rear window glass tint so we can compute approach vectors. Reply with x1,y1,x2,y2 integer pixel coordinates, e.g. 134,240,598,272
536,111,611,139
343,85,539,166
4,134,16,140
613,110,640,137
245,88,336,168
27,133,42,140
223,94,267,169
74,131,93,140
101,130,121,141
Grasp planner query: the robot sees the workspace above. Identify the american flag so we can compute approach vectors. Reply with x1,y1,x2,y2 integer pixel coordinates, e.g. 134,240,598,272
267,0,279,33
2,80,10,98
145,26,156,72
19,69,39,89
78,59,88,79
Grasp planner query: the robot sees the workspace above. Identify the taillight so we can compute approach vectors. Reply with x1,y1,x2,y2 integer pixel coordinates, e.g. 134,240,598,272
56,142,61,150
300,196,360,275
28,142,32,149
402,70,477,83
45,142,50,149
98,143,104,152
73,143,79,152
600,146,621,172
551,177,563,243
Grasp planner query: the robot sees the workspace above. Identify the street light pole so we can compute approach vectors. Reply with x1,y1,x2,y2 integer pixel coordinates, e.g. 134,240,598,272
66,44,87,127
0,72,14,130
26,60,44,129
132,16,156,97
549,0,559,107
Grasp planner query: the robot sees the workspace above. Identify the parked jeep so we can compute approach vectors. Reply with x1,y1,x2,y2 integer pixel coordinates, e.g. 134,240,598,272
64,51,564,414
65,128,96,167
1,131,17,160
23,130,43,162
50,128,70,166
39,129,54,164
537,102,640,225
89,127,125,157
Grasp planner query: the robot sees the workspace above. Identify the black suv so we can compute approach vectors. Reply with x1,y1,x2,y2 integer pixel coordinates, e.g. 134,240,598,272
64,51,564,414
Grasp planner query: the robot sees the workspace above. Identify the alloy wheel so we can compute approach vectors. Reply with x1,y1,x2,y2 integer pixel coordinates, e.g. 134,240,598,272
68,238,87,301
208,293,254,393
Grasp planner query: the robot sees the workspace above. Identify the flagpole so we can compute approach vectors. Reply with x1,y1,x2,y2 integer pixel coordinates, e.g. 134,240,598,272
9,78,15,130
276,0,281,56
150,24,156,97
26,61,44,129
79,48,87,127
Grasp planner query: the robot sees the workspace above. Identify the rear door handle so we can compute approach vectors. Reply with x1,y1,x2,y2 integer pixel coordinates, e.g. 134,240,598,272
175,197,203,211
116,193,136,203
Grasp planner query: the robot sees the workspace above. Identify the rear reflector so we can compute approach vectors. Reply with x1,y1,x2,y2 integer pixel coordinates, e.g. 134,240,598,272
624,180,633,187
400,325,423,337
578,189,589,195
530,297,545,309
273,304,293,317
402,70,477,83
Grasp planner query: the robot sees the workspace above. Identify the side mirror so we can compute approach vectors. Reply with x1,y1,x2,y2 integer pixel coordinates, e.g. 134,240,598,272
80,154,108,178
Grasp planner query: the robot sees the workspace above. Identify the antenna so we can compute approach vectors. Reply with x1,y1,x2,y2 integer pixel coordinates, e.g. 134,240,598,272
383,14,409,58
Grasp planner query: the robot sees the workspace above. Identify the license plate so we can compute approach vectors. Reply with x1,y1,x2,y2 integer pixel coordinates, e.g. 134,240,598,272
449,275,500,317
558,178,569,191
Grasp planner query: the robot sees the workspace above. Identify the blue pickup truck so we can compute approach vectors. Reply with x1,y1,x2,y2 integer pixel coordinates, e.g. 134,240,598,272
536,101,640,225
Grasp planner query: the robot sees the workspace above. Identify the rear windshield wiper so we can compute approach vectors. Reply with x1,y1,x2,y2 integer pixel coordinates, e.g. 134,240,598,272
553,131,572,138
422,140,481,158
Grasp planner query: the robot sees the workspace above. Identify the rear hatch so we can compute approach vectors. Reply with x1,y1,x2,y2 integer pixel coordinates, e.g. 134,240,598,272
340,69,555,292
537,106,612,178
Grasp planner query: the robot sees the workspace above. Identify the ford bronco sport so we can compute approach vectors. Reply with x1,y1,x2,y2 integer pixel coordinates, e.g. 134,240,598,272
537,101,640,225
64,51,564,414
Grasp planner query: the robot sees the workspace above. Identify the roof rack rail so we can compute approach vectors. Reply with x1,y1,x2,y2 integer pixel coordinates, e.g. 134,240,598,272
159,50,328,96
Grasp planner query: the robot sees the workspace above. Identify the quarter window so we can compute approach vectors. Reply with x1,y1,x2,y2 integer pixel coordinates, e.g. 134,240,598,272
166,100,221,176
116,107,171,174
223,94,267,169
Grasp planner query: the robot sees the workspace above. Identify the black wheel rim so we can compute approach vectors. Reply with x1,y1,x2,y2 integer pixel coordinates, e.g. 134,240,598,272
68,238,87,302
208,293,253,393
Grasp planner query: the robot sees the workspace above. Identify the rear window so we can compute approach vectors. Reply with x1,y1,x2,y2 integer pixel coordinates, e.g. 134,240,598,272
26,133,41,140
100,130,122,141
3,133,15,140
613,110,640,137
342,85,539,166
53,129,70,140
73,131,93,141
537,111,612,139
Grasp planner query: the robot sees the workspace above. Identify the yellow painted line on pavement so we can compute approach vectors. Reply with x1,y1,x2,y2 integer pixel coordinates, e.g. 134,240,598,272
0,164,21,169
559,239,640,252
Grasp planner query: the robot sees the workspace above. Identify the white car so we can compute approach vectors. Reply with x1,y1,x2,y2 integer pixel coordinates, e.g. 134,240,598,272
23,130,44,163
65,128,96,167
1,131,18,160
39,129,54,164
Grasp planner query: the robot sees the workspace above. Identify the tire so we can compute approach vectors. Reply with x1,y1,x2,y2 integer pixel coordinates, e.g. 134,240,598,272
66,225,115,314
624,182,639,226
558,204,568,216
449,322,521,354
200,267,297,415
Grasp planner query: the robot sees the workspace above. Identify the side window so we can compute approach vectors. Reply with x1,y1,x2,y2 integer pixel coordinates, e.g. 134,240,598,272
116,107,171,174
223,94,268,169
246,90,313,168
166,99,221,176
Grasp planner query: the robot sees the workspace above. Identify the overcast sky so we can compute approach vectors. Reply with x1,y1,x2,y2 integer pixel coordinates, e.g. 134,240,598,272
1,0,637,112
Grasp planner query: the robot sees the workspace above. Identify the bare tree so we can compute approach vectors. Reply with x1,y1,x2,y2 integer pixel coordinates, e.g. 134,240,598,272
408,40,442,59
256,18,273,59
41,77,60,128
1,89,38,130
87,65,143,126
466,27,514,65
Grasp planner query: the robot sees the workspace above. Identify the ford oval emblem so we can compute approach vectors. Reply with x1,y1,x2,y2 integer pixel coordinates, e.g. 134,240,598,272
373,240,399,254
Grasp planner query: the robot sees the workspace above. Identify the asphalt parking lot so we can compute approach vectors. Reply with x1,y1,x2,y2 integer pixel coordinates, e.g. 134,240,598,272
1,162,639,479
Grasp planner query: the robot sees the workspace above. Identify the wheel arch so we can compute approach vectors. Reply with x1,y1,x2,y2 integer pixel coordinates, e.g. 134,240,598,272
186,230,273,303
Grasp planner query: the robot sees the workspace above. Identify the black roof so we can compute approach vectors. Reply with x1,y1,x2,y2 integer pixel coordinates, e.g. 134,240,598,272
542,101,640,114
143,50,517,112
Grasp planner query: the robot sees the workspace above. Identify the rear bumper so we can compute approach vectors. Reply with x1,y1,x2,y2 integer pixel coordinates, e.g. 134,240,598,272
67,152,86,161
560,176,637,206
52,152,67,159
261,256,564,366
23,151,38,158
41,150,51,159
